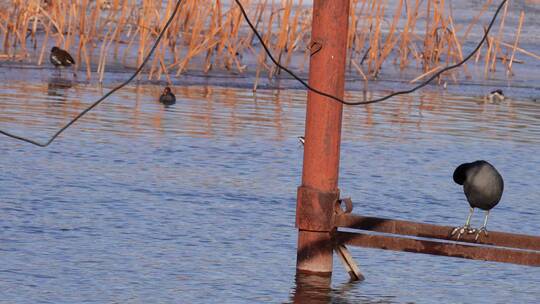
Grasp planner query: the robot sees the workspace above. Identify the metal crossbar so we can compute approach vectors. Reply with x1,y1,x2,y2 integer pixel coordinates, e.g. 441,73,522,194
335,213,540,267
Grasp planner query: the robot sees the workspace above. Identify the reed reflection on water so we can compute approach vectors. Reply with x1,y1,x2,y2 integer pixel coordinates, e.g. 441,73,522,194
0,80,539,303
0,80,538,145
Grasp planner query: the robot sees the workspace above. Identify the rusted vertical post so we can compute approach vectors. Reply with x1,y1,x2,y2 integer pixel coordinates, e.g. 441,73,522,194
296,0,350,275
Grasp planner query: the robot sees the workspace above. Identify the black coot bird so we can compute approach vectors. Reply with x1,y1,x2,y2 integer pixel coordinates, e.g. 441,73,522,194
451,160,504,240
50,46,75,68
159,87,176,106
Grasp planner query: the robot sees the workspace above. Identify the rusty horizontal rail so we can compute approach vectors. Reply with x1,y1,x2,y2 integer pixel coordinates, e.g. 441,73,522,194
336,213,540,251
336,231,540,267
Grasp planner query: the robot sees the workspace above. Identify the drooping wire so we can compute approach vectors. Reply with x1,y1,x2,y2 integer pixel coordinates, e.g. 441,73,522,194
0,0,508,146
0,0,185,147
235,0,508,105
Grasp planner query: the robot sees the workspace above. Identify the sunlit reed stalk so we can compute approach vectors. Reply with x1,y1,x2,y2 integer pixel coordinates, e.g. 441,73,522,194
422,0,433,70
508,10,525,75
284,0,303,68
496,41,540,61
376,0,403,72
271,0,292,77
490,0,508,72
254,0,276,91
484,34,493,78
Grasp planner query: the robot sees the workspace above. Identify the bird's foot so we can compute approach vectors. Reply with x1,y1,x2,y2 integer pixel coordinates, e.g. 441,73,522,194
474,227,489,241
451,225,475,240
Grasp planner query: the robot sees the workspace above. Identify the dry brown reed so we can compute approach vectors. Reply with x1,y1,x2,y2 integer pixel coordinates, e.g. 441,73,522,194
0,0,535,86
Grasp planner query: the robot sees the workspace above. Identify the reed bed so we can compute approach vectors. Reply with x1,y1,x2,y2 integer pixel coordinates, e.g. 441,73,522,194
0,0,536,87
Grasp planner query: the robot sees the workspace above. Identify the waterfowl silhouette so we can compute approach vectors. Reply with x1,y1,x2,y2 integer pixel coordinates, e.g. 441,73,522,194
485,89,505,104
298,136,305,145
50,46,75,68
451,160,504,240
159,87,176,106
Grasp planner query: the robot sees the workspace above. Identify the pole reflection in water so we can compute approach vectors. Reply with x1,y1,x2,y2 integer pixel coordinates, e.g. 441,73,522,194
291,272,371,304
291,272,332,304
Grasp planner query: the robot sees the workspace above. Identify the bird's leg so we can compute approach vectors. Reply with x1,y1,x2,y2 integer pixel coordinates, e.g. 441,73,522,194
475,211,490,241
451,207,475,240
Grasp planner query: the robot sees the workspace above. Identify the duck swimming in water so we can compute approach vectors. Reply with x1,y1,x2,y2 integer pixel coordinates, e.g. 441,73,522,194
485,89,505,104
159,87,176,106
451,160,504,240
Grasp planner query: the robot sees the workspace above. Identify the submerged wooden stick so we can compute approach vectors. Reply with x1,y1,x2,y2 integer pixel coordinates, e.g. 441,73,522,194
335,244,364,281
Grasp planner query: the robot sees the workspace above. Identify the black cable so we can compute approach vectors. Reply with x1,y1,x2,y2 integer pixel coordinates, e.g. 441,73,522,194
0,0,184,147
235,0,508,105
0,0,508,146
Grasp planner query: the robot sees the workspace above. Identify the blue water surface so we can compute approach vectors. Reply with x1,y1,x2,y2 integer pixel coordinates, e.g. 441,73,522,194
0,82,539,303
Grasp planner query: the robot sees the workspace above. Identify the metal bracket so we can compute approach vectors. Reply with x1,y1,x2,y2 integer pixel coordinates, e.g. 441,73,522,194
335,197,353,215
296,186,339,232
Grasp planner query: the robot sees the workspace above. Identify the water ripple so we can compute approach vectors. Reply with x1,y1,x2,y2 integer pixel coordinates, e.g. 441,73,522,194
0,81,539,303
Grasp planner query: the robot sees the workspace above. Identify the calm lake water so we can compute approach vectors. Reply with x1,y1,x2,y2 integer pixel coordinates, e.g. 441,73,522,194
0,79,539,303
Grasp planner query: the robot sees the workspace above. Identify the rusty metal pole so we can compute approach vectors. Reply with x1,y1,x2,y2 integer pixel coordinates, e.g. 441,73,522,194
296,0,350,275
